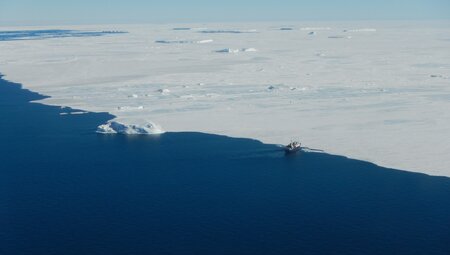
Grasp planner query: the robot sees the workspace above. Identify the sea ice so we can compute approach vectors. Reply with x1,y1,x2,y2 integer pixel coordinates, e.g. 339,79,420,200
1,21,450,176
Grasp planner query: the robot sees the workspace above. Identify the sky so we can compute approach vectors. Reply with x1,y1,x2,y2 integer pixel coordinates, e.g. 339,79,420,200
0,0,449,26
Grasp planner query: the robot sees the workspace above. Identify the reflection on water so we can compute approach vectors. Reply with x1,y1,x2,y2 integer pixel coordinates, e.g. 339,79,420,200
1,75,450,255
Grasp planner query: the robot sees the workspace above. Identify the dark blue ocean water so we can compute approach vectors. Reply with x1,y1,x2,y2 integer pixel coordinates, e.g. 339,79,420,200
1,75,450,255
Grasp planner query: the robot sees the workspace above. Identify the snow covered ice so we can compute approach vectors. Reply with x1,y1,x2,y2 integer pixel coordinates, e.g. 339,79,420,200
0,21,449,176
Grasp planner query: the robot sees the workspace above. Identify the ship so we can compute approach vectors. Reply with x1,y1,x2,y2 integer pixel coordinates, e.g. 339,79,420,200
285,141,301,154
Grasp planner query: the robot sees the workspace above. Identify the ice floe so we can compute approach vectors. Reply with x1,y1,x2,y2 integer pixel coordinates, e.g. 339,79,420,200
60,111,88,115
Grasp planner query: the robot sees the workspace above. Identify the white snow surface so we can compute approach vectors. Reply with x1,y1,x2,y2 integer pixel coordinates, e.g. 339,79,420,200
0,21,449,176
155,39,213,44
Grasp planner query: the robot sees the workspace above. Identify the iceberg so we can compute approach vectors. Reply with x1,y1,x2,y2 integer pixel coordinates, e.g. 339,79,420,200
97,120,164,135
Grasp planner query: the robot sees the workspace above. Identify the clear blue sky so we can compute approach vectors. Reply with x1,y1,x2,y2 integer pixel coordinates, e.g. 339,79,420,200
1,0,449,26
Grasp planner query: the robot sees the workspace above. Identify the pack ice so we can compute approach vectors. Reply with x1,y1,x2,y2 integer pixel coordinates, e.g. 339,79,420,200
0,21,449,176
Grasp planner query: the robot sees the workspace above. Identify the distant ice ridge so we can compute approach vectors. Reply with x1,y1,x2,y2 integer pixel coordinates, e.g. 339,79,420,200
155,39,213,44
172,28,191,31
215,48,258,53
199,29,257,34
328,35,352,39
300,27,331,31
97,120,164,135
343,28,377,32
117,106,144,111
278,27,294,31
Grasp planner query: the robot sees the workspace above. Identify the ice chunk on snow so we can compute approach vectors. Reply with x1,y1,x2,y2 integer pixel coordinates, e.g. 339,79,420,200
97,120,164,135
117,106,144,111
196,39,214,44
242,48,257,52
155,39,190,44
216,48,240,53
215,48,257,53
157,88,171,94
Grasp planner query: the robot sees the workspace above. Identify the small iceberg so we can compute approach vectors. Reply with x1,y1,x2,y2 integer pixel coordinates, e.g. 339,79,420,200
97,120,164,135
